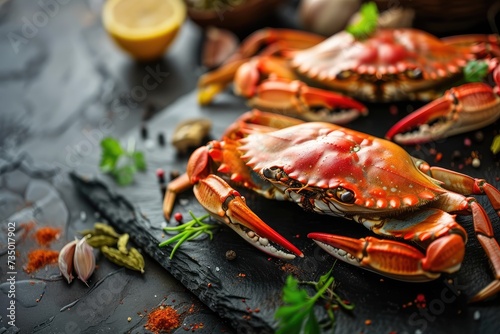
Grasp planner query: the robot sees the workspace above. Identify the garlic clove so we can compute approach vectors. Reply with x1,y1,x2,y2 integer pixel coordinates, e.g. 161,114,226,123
73,237,96,286
202,26,238,69
58,239,77,284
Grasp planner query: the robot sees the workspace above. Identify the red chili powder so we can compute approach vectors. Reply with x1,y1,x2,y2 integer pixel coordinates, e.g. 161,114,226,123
145,306,180,333
25,249,59,273
35,227,61,246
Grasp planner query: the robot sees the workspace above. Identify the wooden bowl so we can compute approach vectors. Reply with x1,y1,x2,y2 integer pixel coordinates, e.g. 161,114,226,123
186,0,284,33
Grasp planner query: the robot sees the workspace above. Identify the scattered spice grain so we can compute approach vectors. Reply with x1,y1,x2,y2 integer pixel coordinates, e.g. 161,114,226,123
225,250,236,261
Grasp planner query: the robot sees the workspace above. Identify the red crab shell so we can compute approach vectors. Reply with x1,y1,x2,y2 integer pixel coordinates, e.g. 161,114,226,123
239,122,446,212
291,29,475,101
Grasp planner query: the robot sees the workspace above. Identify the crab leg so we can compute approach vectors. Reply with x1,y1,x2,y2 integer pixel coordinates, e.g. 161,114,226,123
198,29,325,106
423,166,500,302
164,144,303,260
386,82,500,144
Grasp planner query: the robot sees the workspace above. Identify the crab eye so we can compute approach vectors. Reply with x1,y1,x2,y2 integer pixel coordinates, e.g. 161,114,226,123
335,187,355,204
405,68,423,80
263,166,280,180
336,70,353,80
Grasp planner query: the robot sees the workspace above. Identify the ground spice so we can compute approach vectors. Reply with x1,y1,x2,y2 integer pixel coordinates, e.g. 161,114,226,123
35,227,61,246
25,249,59,273
145,306,180,333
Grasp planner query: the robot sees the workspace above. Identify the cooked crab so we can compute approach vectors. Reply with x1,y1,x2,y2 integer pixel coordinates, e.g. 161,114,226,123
198,27,499,129
164,110,500,303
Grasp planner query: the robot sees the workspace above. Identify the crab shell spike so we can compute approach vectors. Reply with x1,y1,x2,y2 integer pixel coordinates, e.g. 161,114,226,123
386,82,500,144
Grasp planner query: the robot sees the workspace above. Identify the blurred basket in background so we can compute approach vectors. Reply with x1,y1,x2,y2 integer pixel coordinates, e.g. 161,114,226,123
372,0,498,35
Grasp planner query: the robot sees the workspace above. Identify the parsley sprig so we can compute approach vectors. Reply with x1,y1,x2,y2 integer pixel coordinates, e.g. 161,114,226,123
275,266,354,334
99,137,147,186
159,212,218,259
346,2,379,39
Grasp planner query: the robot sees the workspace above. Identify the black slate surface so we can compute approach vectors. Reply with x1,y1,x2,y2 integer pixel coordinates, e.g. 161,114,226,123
1,0,499,333
0,150,234,334
70,90,500,333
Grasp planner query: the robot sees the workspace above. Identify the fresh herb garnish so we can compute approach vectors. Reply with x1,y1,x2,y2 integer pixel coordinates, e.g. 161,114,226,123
346,2,379,39
491,135,500,154
463,60,489,83
275,265,354,334
159,211,218,259
99,137,147,186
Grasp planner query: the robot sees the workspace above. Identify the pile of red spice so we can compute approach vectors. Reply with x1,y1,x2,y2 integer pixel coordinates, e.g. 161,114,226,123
145,306,180,333
35,226,61,246
25,249,59,274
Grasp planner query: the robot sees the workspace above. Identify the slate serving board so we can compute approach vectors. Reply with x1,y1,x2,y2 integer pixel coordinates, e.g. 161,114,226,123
71,90,500,333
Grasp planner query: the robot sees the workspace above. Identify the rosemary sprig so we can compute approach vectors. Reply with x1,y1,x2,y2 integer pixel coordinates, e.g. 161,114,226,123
275,265,354,334
159,212,218,259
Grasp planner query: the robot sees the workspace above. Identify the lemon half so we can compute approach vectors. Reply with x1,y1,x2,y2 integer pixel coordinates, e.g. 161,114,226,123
103,0,186,61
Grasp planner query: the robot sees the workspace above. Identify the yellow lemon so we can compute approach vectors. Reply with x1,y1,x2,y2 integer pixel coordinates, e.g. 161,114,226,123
103,0,186,61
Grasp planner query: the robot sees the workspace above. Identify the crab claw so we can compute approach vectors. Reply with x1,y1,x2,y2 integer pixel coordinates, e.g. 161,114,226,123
243,78,368,124
386,82,500,144
195,174,303,260
308,233,440,282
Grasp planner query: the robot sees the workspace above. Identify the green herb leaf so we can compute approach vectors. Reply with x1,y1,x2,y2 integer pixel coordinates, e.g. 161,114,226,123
275,276,318,334
346,2,379,39
304,308,321,334
132,151,147,171
316,265,334,291
275,265,354,333
112,164,136,186
100,137,124,172
99,137,147,186
491,135,500,154
463,60,489,83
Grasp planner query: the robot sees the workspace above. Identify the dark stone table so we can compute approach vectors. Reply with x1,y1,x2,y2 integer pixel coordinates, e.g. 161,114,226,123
1,1,499,333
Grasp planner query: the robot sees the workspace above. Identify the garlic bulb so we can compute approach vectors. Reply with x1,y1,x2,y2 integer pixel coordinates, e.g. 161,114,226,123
299,0,361,36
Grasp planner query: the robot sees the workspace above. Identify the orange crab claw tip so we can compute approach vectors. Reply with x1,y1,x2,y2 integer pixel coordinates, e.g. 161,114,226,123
468,280,500,303
385,97,452,142
229,198,303,258
307,233,364,255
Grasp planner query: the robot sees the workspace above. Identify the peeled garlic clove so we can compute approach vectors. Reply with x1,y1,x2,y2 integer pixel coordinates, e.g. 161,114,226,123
74,237,96,286
202,26,238,69
58,239,77,284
